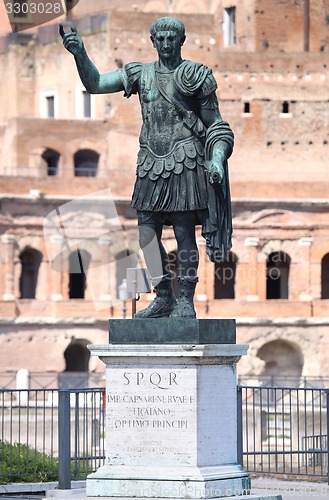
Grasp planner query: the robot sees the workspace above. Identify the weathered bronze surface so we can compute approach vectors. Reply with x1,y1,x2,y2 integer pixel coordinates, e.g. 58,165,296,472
60,17,234,319
109,318,236,344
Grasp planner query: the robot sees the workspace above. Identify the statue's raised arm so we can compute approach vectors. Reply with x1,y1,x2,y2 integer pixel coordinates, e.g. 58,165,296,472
59,24,124,94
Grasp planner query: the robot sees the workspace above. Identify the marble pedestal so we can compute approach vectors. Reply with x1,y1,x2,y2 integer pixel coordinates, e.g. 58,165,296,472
87,319,281,500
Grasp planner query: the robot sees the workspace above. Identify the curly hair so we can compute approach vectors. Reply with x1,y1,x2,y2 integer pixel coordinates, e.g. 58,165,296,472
150,17,185,39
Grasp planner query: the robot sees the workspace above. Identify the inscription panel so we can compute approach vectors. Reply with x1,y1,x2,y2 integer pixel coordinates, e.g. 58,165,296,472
106,365,197,466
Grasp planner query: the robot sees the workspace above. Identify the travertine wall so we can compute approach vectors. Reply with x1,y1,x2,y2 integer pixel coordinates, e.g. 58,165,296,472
0,0,328,383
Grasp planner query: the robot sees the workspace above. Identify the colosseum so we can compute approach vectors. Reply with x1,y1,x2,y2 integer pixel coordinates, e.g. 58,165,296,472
0,0,328,389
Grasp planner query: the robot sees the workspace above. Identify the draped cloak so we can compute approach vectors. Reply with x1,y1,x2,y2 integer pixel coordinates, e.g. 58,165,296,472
118,60,234,263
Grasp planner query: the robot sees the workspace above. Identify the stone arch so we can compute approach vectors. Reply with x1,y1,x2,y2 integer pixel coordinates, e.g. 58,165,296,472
59,339,91,388
74,149,99,177
28,145,63,175
42,148,60,176
266,251,291,299
242,328,319,382
27,146,46,171
259,240,295,264
64,339,90,372
19,247,43,299
50,210,106,272
122,228,140,256
214,251,238,299
310,242,329,262
257,339,304,386
17,236,44,254
321,253,329,299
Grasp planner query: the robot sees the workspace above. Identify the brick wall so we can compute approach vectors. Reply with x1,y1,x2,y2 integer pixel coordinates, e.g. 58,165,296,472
0,0,328,381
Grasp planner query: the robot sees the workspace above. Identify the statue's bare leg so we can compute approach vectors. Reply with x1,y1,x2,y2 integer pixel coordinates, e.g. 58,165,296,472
134,212,177,318
170,212,199,318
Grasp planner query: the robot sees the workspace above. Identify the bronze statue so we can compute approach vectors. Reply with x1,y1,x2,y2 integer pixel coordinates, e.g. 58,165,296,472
60,17,234,319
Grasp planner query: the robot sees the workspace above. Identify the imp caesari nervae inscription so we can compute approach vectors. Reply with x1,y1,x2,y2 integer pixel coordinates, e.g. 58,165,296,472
108,395,194,403
106,369,195,459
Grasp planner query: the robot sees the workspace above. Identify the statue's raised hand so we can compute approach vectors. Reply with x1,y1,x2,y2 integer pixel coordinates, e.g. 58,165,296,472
59,24,84,56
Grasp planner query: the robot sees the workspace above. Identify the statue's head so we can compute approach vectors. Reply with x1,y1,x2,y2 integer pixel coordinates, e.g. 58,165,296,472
150,17,186,44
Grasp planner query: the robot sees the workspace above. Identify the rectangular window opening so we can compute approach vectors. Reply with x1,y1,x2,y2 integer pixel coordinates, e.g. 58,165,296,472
282,101,289,114
223,7,236,47
244,102,250,113
83,90,92,118
46,96,55,118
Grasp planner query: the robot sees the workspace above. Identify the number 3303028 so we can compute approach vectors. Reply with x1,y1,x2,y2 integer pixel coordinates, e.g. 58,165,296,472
5,2,63,15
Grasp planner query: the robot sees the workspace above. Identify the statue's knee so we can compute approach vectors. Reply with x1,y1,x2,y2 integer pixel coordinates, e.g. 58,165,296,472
174,225,186,245
139,227,157,249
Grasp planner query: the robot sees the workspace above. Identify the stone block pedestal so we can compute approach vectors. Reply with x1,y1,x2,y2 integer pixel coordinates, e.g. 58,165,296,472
87,319,281,500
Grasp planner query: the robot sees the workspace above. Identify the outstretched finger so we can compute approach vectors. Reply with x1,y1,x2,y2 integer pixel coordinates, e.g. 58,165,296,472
70,24,77,33
59,24,65,38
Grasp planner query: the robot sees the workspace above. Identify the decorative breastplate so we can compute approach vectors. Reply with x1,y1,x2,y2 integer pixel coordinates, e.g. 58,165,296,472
139,68,192,156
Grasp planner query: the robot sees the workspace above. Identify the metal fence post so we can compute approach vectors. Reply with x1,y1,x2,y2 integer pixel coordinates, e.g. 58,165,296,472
237,385,243,467
58,390,71,489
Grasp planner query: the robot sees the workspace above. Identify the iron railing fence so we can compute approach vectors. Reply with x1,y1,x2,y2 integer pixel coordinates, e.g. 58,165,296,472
238,385,329,481
238,375,329,390
0,371,105,391
2,371,328,391
0,386,328,485
58,389,106,484
0,388,105,484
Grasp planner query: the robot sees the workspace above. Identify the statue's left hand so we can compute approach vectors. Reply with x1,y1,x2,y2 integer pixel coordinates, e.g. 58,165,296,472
205,159,225,185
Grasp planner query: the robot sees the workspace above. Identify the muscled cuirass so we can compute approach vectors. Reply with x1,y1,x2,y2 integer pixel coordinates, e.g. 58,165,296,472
139,69,191,155
136,66,204,181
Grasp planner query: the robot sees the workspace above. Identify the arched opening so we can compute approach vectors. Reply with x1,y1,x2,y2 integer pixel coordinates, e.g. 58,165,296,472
257,339,303,387
59,339,90,388
19,247,43,299
74,149,99,177
266,251,291,299
214,252,237,299
115,250,139,298
64,341,90,372
321,253,329,299
69,249,91,299
42,148,60,176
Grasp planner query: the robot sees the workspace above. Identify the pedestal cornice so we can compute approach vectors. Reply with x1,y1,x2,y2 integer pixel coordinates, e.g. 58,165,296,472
88,343,249,365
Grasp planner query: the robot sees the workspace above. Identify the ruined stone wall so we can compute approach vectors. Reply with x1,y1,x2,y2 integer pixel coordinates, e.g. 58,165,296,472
254,0,329,53
0,1,328,382
1,11,329,187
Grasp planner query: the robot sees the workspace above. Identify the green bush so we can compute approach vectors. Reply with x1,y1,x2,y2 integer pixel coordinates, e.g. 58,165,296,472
0,441,59,484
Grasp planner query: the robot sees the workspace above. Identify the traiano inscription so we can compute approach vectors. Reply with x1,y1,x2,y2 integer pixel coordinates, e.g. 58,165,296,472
106,368,196,462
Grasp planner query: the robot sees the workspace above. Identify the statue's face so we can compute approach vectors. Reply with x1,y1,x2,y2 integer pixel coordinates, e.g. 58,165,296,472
151,30,183,59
